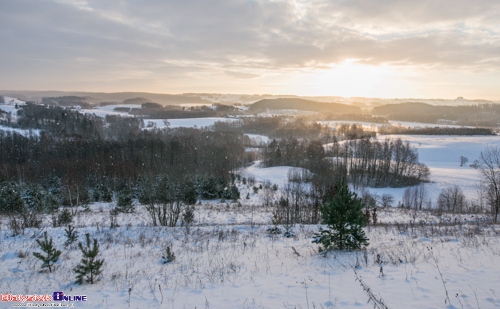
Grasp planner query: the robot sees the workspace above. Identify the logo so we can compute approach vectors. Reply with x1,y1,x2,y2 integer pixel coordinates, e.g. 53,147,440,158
1,294,52,302
53,291,87,302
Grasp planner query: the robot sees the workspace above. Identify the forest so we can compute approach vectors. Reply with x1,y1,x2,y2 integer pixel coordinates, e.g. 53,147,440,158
0,101,432,231
372,102,500,126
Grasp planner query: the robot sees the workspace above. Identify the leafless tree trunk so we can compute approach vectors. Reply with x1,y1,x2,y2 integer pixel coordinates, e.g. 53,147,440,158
478,146,500,223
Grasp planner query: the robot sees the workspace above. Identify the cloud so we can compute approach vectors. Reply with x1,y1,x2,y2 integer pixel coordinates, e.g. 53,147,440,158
225,71,260,79
1,0,499,94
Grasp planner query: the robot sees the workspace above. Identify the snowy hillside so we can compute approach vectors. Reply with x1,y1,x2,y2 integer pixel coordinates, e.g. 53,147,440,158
1,199,499,308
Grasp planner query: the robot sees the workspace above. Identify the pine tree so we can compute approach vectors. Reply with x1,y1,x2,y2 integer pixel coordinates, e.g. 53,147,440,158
314,183,369,251
64,225,78,246
74,233,104,284
182,205,194,234
115,187,135,213
161,246,176,264
33,231,61,272
57,208,73,226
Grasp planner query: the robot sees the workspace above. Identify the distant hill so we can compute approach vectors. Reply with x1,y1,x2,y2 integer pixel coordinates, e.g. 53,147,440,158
41,96,92,108
0,91,210,105
248,98,360,114
122,97,151,105
372,102,436,118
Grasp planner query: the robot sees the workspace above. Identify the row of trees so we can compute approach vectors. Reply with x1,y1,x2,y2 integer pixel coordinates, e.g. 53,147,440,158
334,138,430,188
263,137,429,188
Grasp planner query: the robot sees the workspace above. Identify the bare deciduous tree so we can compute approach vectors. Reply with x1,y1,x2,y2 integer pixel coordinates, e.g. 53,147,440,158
402,184,427,210
478,146,500,223
437,185,466,213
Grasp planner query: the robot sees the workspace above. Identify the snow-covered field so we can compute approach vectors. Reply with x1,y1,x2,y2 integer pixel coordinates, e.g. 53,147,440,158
79,104,240,129
81,105,139,118
364,135,500,206
319,120,473,131
0,125,40,136
1,201,499,309
144,117,239,129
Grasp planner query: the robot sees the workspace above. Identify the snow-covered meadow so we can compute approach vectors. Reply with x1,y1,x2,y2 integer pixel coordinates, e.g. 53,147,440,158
1,199,499,308
362,134,500,207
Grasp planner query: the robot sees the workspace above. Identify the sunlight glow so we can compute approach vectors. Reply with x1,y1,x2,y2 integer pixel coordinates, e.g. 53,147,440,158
306,60,399,98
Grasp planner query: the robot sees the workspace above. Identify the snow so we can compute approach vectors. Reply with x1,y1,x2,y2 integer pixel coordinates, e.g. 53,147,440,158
0,96,25,116
80,105,240,130
244,134,270,144
0,104,21,115
97,104,142,112
2,203,500,308
389,120,471,129
0,125,40,136
144,117,239,129
319,120,474,131
80,105,139,118
1,96,26,106
241,162,302,186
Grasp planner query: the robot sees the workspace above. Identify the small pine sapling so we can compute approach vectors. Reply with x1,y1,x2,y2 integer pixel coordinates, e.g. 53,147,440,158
161,246,176,264
57,208,73,226
74,233,104,284
182,206,194,234
64,225,78,246
115,187,135,213
33,231,61,273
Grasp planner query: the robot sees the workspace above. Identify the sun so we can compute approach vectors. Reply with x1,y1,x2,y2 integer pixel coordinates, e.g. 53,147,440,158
306,59,398,97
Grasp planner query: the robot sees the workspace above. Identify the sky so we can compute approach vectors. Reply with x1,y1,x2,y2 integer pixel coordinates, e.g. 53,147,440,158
1,0,500,100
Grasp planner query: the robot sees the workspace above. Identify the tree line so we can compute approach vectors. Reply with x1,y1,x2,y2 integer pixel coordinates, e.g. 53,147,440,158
372,102,500,127
263,136,429,188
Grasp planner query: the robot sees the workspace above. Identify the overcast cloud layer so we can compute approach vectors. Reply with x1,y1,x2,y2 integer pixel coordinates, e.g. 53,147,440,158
1,0,499,98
